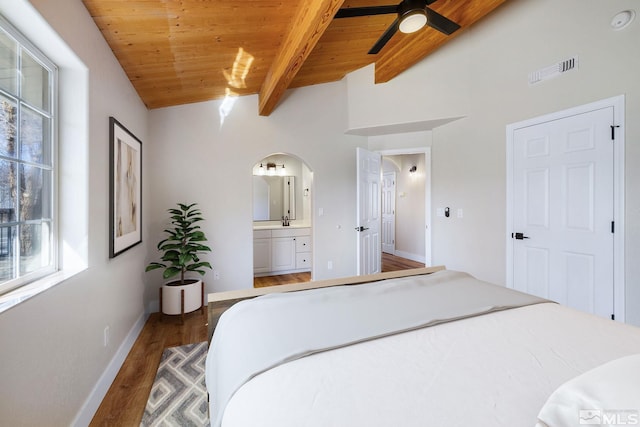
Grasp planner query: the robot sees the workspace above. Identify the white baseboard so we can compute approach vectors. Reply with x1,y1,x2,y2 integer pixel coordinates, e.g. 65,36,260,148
394,250,426,264
72,311,148,427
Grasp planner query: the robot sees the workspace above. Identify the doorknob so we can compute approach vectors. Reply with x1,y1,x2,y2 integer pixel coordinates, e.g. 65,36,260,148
513,232,530,240
355,226,369,232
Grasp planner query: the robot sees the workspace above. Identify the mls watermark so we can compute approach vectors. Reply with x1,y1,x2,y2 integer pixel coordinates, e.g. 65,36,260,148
580,409,639,425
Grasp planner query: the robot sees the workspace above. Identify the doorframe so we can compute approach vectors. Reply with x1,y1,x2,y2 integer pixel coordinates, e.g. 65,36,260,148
505,95,625,322
378,147,432,266
251,152,316,281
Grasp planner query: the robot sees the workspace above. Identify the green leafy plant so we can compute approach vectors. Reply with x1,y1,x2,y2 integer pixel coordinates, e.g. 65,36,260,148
145,203,212,285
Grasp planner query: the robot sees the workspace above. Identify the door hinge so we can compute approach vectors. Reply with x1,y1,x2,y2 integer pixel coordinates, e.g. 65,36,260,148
611,314,615,320
611,221,615,233
611,125,620,141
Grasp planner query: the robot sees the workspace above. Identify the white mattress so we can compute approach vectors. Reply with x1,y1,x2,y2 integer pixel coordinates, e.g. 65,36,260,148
221,303,640,427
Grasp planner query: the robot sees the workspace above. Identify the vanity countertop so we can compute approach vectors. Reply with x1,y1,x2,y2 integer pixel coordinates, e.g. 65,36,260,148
253,223,311,230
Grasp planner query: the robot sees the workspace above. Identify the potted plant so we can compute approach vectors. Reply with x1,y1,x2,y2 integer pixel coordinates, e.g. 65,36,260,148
146,203,212,317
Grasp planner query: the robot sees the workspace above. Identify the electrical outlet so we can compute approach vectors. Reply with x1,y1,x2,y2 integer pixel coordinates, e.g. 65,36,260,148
103,326,110,347
328,260,333,270
213,270,221,280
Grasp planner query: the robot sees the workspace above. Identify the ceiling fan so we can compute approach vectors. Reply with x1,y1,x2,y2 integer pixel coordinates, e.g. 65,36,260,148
335,0,461,54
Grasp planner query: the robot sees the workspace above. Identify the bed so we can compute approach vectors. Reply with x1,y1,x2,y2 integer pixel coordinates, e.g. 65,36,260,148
205,268,640,427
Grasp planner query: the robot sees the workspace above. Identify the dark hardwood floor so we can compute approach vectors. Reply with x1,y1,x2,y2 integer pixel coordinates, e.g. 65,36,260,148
254,272,311,288
91,253,423,424
253,253,424,288
381,252,425,272
90,310,208,426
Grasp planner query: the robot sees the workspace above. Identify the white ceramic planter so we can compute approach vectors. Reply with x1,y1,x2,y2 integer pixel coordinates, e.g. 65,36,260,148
161,279,203,315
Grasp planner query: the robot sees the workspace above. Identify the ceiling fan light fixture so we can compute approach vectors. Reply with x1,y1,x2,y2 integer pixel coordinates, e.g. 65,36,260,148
399,11,427,33
398,0,428,33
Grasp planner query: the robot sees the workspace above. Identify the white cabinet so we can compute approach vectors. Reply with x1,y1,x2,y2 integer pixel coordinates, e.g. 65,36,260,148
253,227,312,275
253,231,272,274
295,236,311,269
271,237,296,271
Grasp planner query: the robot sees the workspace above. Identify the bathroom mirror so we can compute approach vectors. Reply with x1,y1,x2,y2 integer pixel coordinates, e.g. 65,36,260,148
252,175,295,221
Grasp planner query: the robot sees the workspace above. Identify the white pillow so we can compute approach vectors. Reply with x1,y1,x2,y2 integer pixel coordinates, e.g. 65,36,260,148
537,354,640,427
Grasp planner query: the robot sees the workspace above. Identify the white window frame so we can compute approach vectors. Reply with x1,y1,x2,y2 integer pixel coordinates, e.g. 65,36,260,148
0,14,58,296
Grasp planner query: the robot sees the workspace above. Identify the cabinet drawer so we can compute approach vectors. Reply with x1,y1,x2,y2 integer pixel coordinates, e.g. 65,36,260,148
295,236,311,252
296,252,311,269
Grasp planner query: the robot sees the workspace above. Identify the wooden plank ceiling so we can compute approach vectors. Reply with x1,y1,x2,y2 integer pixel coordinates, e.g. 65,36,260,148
82,0,507,115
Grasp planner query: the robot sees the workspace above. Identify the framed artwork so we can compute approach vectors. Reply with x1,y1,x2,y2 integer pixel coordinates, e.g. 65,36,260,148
109,117,142,258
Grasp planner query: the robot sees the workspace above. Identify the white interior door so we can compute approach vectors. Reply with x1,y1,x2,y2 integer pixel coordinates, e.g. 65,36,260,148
356,147,381,275
382,172,396,254
511,107,614,319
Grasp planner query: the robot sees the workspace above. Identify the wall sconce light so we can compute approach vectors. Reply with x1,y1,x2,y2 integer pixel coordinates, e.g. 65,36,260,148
258,162,286,176
409,165,417,174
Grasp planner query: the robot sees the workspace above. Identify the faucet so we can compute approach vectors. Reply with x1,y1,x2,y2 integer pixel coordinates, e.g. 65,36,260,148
282,215,290,226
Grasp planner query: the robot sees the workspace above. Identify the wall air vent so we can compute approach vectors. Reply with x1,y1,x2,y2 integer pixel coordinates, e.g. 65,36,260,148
528,56,579,85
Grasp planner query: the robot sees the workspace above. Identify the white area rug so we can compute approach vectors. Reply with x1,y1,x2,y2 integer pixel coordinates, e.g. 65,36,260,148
141,342,210,426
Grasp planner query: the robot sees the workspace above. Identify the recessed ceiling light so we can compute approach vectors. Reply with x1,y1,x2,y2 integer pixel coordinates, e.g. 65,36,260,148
611,10,635,30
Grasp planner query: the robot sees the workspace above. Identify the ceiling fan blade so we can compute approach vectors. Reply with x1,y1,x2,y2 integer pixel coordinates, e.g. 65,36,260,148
335,5,397,18
425,8,461,35
368,18,399,54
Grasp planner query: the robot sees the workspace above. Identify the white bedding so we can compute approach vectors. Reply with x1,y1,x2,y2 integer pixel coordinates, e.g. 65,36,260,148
221,303,640,427
207,270,547,426
537,354,640,427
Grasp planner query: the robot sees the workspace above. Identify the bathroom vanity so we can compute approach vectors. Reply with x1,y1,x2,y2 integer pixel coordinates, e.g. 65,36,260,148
253,154,312,277
253,226,311,276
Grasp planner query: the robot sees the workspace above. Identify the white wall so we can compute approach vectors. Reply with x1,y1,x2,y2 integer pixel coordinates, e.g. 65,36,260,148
396,154,426,260
0,1,149,425
1,0,638,424
383,154,426,261
346,0,640,325
147,81,365,297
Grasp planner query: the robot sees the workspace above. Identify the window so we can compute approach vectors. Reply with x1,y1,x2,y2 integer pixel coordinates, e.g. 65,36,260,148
0,16,56,295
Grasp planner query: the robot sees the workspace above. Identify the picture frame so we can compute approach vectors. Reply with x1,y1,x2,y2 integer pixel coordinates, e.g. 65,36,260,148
109,117,142,258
